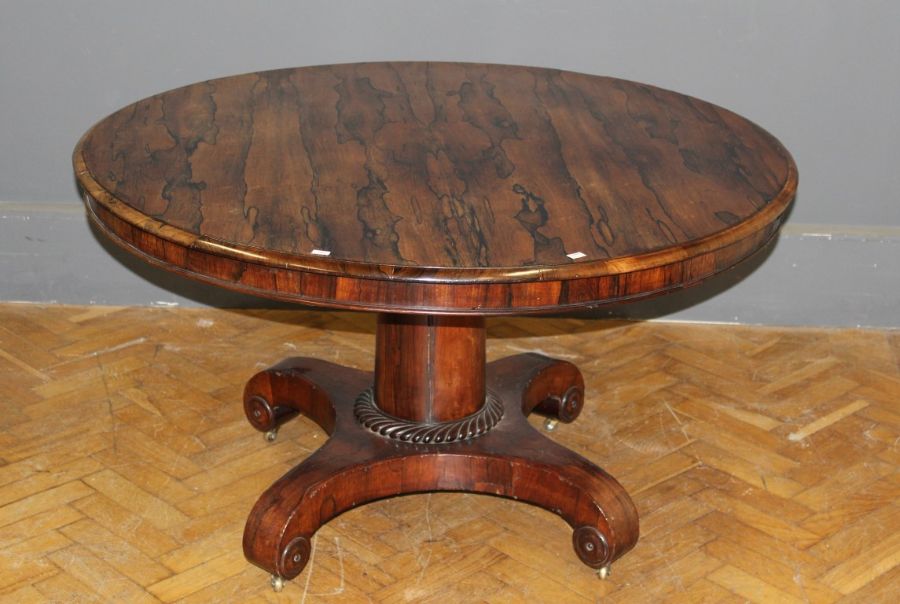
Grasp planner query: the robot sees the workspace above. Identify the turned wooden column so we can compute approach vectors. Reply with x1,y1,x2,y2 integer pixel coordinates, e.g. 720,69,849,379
374,314,486,422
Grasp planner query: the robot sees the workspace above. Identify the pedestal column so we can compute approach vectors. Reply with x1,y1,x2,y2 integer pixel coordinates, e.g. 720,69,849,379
374,314,486,422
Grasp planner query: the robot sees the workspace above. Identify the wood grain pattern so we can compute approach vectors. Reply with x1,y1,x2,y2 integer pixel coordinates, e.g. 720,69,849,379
74,62,796,313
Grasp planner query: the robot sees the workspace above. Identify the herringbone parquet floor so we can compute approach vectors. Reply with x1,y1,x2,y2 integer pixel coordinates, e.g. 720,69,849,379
0,304,897,603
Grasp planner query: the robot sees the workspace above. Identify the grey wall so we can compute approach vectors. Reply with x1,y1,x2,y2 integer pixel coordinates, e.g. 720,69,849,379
1,1,898,326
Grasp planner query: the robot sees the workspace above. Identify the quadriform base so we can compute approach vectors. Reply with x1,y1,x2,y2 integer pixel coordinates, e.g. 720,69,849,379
241,315,638,586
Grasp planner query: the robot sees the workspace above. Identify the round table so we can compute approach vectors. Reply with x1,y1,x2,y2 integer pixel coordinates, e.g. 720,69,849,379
74,62,797,587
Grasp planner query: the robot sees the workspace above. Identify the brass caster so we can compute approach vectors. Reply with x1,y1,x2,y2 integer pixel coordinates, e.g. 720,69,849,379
543,417,559,432
270,574,285,592
596,565,611,580
264,429,278,443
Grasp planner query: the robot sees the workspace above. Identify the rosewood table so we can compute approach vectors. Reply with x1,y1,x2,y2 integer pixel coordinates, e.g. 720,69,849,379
73,62,797,589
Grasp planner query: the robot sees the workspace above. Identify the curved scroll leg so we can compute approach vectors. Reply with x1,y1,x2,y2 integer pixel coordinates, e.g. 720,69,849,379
242,360,373,579
243,421,389,579
488,353,639,571
488,352,585,433
243,358,368,440
243,353,637,582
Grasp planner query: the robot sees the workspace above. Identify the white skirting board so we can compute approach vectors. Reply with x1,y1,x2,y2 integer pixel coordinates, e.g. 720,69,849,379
1,204,897,328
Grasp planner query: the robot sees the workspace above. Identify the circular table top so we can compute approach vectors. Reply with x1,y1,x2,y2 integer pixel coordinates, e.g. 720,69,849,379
75,62,797,314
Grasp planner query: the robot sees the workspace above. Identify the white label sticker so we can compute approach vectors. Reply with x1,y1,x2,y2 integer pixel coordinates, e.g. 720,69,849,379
566,251,586,260
311,249,332,256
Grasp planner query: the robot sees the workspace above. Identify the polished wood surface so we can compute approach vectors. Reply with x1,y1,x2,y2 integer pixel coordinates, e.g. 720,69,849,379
74,62,796,313
2,305,897,602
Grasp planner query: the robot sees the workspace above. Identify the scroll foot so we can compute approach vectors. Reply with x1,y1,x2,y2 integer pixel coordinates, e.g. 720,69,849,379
488,353,585,423
243,357,368,437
